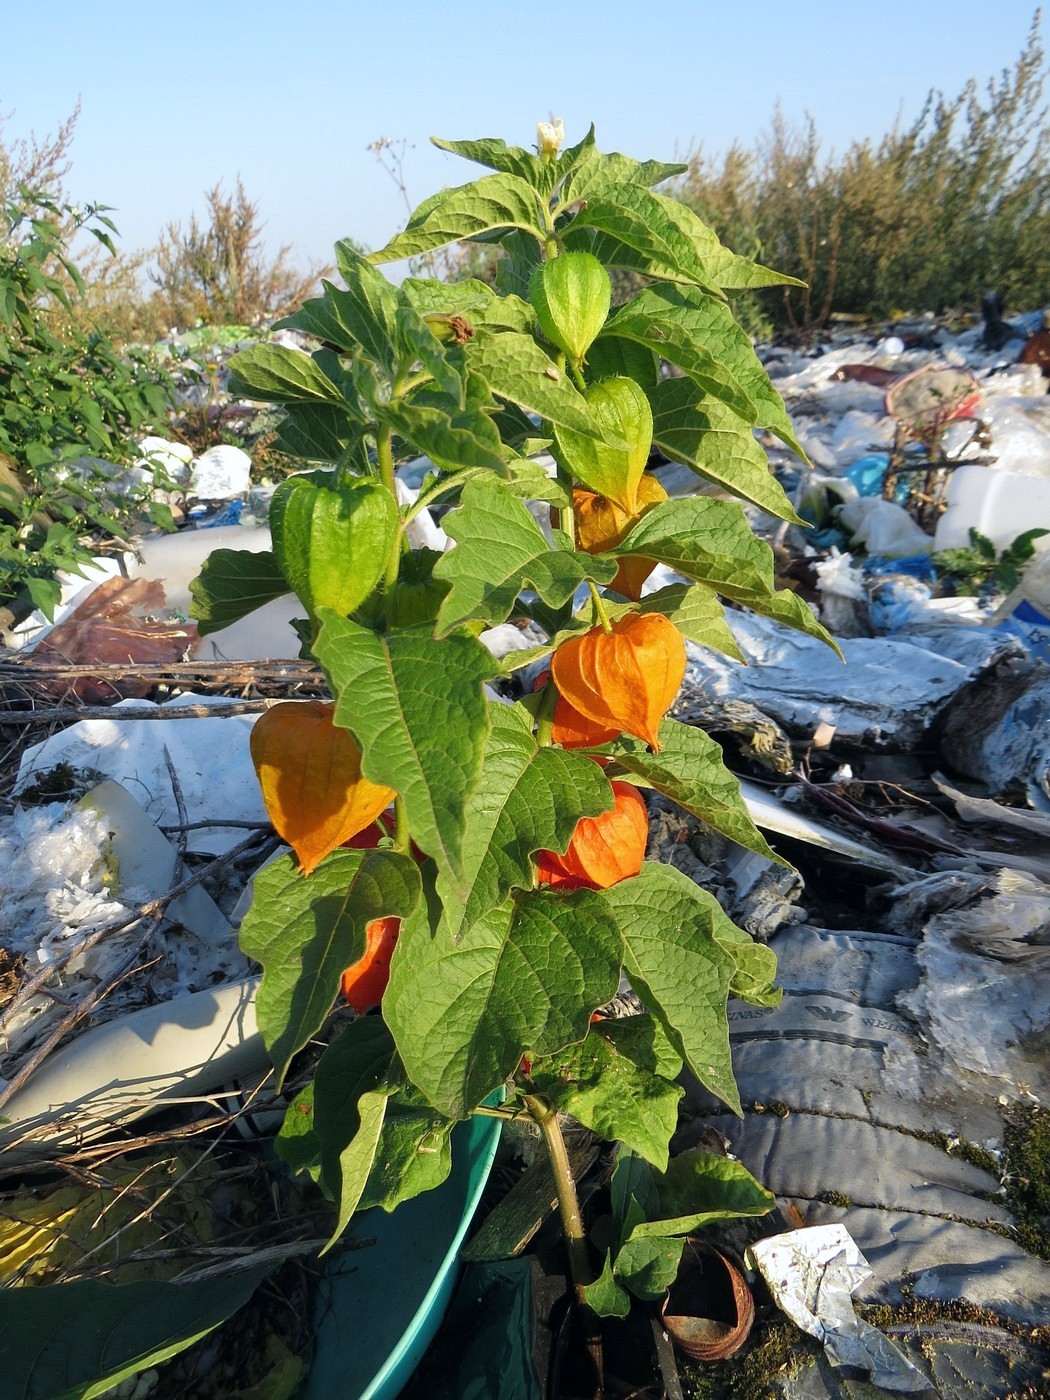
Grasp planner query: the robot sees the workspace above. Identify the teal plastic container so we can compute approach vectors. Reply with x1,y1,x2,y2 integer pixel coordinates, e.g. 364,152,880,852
304,1110,503,1400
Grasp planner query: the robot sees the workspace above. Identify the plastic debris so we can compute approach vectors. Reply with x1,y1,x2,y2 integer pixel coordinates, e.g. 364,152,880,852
747,1226,930,1391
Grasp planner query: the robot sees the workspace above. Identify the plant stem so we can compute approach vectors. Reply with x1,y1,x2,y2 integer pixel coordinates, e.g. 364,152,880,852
524,1093,593,1303
568,360,587,393
393,795,410,855
376,425,403,589
535,676,560,747
587,581,614,634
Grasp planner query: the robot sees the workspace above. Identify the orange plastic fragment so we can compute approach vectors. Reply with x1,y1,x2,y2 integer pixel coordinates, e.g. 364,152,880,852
536,780,648,889
574,475,668,601
249,700,396,876
340,916,401,1013
550,612,686,751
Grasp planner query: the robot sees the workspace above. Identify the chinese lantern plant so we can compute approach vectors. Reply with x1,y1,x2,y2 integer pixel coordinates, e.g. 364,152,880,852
190,123,834,1322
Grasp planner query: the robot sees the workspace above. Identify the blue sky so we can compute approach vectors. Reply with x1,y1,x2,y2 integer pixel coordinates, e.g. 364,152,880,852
1,1,1043,274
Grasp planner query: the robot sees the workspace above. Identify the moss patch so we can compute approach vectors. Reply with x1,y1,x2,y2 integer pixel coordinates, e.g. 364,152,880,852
680,1319,820,1400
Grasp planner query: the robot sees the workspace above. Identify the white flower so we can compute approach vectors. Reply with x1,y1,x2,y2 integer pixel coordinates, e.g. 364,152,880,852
536,118,565,157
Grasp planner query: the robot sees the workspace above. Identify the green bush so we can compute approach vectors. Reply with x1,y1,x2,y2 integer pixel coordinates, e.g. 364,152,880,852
676,13,1050,332
0,186,173,619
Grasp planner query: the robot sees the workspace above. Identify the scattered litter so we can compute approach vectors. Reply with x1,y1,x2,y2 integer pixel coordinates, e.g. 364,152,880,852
188,444,252,500
747,1225,930,1391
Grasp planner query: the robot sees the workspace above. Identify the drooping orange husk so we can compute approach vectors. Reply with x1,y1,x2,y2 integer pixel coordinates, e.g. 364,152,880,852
551,691,621,749
536,780,648,889
574,475,668,601
550,611,686,751
340,916,400,1013
249,700,396,875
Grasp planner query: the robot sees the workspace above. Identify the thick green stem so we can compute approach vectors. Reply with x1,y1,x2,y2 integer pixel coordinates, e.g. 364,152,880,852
524,1093,593,1303
535,676,560,747
393,795,410,856
568,360,587,393
376,425,403,589
587,581,613,634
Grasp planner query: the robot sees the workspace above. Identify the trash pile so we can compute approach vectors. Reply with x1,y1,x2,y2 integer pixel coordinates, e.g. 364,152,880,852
2,304,1050,1397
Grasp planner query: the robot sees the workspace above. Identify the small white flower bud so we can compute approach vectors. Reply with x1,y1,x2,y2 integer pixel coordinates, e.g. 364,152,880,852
536,118,565,157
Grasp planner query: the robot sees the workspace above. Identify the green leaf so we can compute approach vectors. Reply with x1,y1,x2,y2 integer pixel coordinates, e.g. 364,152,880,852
566,183,723,293
273,402,358,463
598,718,785,865
630,1149,775,1238
238,848,421,1087
433,476,616,636
315,616,498,898
395,304,464,405
369,172,546,263
529,1016,683,1169
611,1147,660,1229
385,886,623,1118
614,1234,685,1302
560,151,687,204
463,328,618,441
613,496,839,651
606,285,805,457
312,1016,398,1244
401,275,537,333
596,864,741,1112
437,702,614,938
25,574,61,621
708,921,781,1008
379,396,506,474
0,1268,272,1400
582,1252,632,1318
649,378,804,523
503,456,570,508
270,474,398,622
584,335,659,390
189,548,290,637
274,1082,321,1182
430,135,545,189
649,195,803,289
227,343,345,406
356,1086,455,1214
274,253,398,371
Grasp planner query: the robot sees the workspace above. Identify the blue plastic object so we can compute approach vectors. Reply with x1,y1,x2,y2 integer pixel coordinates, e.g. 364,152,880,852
843,453,890,498
305,1109,503,1400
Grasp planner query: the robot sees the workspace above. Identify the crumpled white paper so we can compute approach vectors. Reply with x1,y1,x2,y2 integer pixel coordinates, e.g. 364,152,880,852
747,1225,930,1392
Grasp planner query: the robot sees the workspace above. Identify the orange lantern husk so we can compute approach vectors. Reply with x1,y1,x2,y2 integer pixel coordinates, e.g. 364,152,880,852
550,611,686,752
533,668,620,750
340,916,400,1013
249,700,396,876
536,780,648,889
575,475,668,601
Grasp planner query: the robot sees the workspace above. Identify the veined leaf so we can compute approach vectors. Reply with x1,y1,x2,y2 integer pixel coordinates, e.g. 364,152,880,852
629,1149,775,1239
464,328,619,441
314,615,498,898
649,194,804,289
379,396,505,474
274,252,398,370
394,304,464,405
431,135,545,190
313,1017,398,1241
529,1016,683,1170
437,702,614,938
227,343,345,406
613,496,839,651
385,886,623,1119
606,285,805,456
614,1234,685,1302
356,1087,455,1214
189,548,290,637
433,476,617,636
649,378,804,523
0,1268,272,1400
272,402,358,464
238,848,421,1087
596,718,786,865
709,921,781,1008
401,276,537,333
560,151,687,205
582,1253,632,1319
597,864,741,1112
566,183,723,294
369,172,546,263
